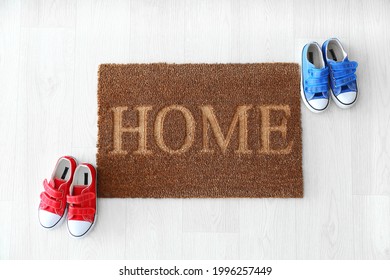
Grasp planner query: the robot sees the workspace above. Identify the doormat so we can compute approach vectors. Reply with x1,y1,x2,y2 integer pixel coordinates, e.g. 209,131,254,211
97,63,303,198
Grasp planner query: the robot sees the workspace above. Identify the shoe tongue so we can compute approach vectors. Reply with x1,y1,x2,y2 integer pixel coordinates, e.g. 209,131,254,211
53,178,66,189
73,185,87,196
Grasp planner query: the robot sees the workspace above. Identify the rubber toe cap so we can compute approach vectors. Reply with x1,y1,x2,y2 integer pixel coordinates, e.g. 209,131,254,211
336,91,357,105
308,98,329,111
67,220,93,237
38,210,62,228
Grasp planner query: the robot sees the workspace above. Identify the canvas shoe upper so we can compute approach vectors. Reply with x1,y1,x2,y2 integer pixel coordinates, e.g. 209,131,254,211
38,156,77,229
66,163,97,238
322,38,358,108
301,42,330,113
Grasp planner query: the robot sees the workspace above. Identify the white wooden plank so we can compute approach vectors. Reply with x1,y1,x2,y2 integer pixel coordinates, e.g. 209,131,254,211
9,27,75,259
182,233,240,259
128,0,186,63
125,199,182,259
353,195,390,259
294,89,354,259
0,0,21,201
183,0,237,63
350,0,390,195
293,0,354,259
183,199,239,233
20,0,76,28
293,0,351,39
238,0,294,62
239,199,296,259
0,202,12,259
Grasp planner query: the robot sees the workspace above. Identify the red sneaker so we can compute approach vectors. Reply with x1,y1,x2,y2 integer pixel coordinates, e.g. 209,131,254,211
38,156,77,229
66,163,97,238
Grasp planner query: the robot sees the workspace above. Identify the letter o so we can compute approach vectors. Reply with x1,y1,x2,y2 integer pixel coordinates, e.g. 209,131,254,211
154,105,195,154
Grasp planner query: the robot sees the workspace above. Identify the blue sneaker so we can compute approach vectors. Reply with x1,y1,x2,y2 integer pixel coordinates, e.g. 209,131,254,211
322,38,358,108
301,42,330,113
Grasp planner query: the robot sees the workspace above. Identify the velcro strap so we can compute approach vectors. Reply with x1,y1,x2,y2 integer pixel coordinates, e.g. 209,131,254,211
334,74,357,88
67,192,95,204
43,179,63,199
305,84,328,94
40,192,61,209
330,61,358,71
332,68,356,79
305,79,321,86
68,206,95,216
309,67,329,78
305,76,328,87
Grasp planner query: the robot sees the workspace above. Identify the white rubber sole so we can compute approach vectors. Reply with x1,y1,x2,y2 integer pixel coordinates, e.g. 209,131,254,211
300,77,330,113
330,88,358,109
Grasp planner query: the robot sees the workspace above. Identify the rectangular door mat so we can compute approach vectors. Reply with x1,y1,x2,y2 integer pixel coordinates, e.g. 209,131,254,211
97,63,303,198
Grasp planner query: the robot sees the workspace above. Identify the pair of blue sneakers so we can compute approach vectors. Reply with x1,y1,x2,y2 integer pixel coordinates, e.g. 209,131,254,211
301,38,358,113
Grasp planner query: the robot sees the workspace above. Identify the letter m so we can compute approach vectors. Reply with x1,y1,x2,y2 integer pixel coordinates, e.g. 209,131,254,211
200,105,252,154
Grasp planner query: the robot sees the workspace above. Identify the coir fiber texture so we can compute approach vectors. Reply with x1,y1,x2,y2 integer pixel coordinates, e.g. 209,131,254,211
97,63,303,198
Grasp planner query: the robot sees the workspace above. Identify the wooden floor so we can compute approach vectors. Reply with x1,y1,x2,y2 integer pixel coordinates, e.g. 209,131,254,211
1,0,389,259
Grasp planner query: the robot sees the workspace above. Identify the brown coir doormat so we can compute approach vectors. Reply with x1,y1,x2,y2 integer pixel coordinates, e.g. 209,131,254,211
97,63,303,198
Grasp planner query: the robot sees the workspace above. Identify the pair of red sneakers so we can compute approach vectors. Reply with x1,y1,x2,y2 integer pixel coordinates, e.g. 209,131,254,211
38,156,97,238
